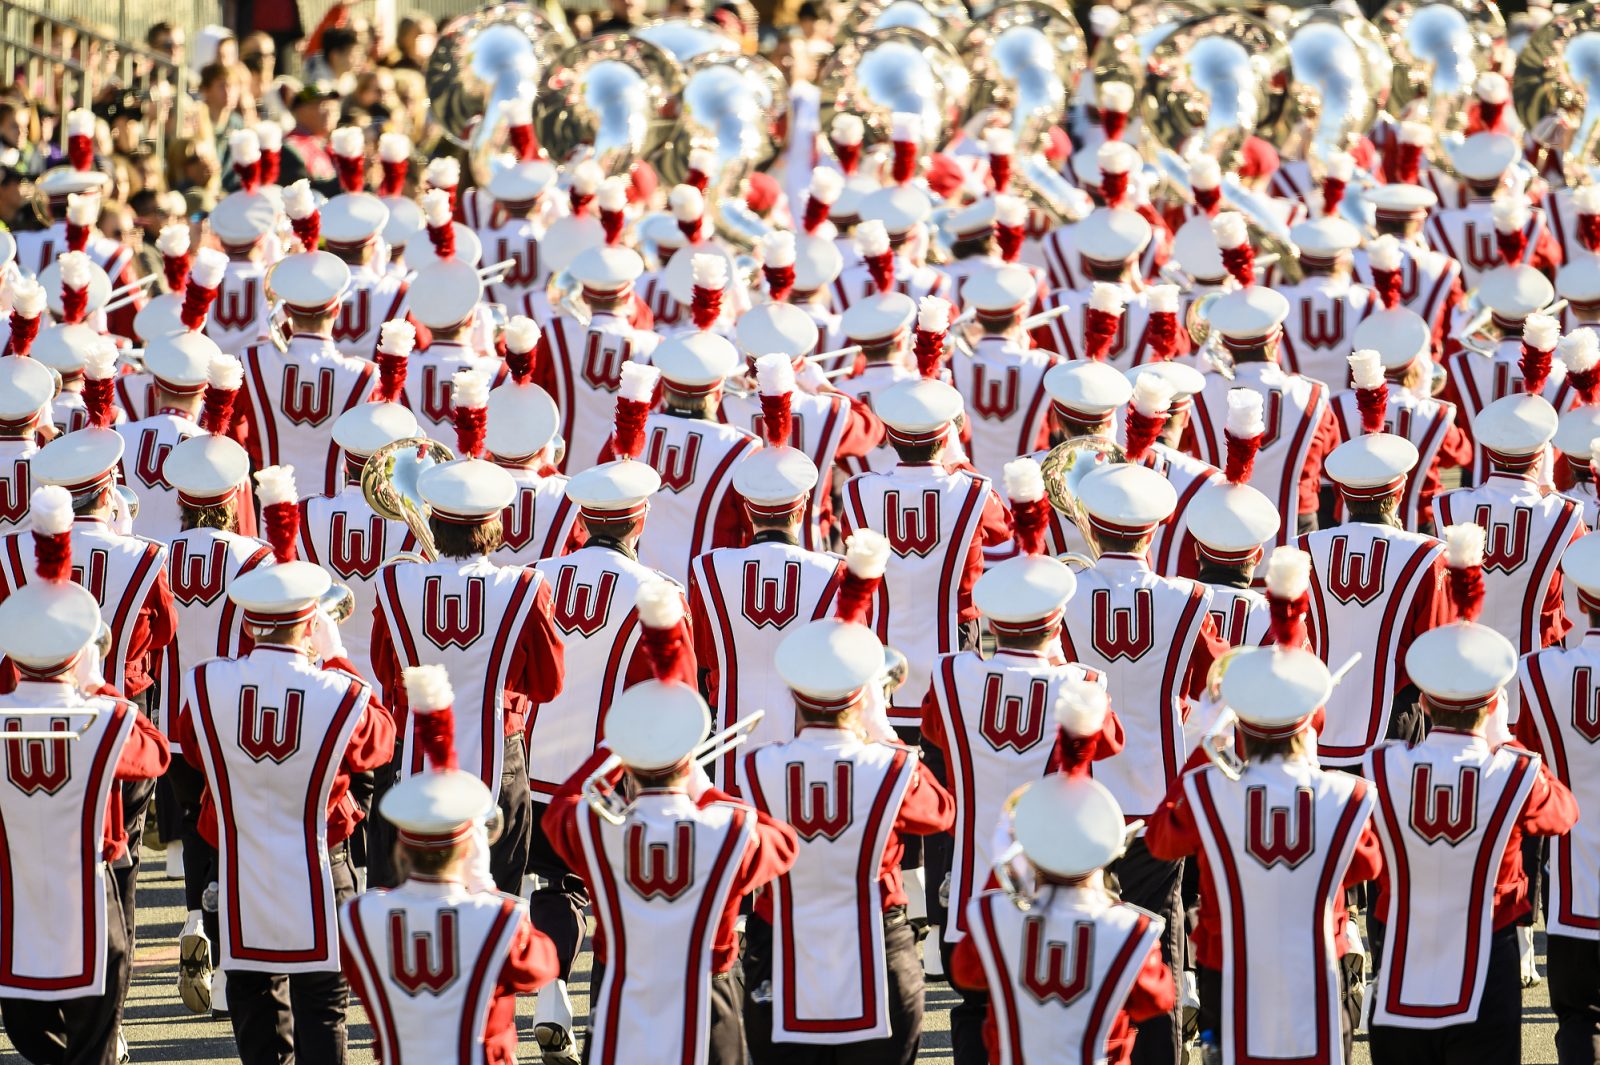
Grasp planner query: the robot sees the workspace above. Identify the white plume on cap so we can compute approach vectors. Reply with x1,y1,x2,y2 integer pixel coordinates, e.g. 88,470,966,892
830,113,865,146
1099,80,1135,113
283,179,316,220
1576,185,1600,216
1444,522,1486,569
636,578,685,630
256,123,283,152
330,126,364,159
1561,329,1600,373
1226,387,1265,438
854,219,891,258
378,319,417,357
808,166,844,204
1348,349,1384,389
1097,141,1137,175
669,183,705,222
762,230,796,268
1324,151,1354,182
918,295,951,333
570,160,603,196
618,361,660,403
208,352,244,391
191,248,227,289
891,112,922,143
995,194,1028,226
1147,283,1180,314
451,369,490,410
845,528,891,579
422,188,453,228
598,176,629,212
1399,121,1433,146
1491,195,1530,234
402,664,453,713
59,251,93,291
65,109,95,138
425,158,460,188
688,147,717,176
65,193,97,226
11,279,44,318
691,253,727,290
1212,211,1248,249
229,128,261,166
1131,372,1175,416
30,485,72,537
1523,312,1561,351
756,352,795,397
378,132,410,164
504,316,540,354
1368,233,1403,272
1190,155,1222,190
1475,71,1510,103
1003,457,1046,505
1089,282,1126,314
155,223,190,258
983,127,1016,156
1265,546,1311,600
1054,678,1108,737
502,95,533,127
82,338,117,381
255,465,297,507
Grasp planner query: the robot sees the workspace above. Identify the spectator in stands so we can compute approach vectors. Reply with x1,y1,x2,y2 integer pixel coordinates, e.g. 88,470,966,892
278,82,339,194
385,16,436,74
0,164,26,232
198,63,248,163
304,26,360,86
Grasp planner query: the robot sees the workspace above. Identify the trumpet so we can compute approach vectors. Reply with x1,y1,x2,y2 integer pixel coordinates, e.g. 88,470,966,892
583,710,766,825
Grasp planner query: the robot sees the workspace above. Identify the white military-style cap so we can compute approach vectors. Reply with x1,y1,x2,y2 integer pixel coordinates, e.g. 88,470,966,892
36,167,110,199
829,175,878,225
134,294,186,344
733,446,819,511
0,575,102,669
874,378,964,444
1173,215,1227,282
540,213,605,276
33,426,125,495
569,244,644,297
859,184,930,237
1559,257,1600,304
228,561,331,628
1365,183,1438,221
40,257,111,318
1075,207,1153,265
639,211,686,253
381,768,495,845
1478,264,1555,321
1011,773,1128,877
664,243,740,307
795,233,844,292
777,616,885,710
1452,132,1520,183
1186,481,1280,562
417,458,518,521
406,260,484,329
487,159,557,204
1124,360,1204,401
1076,462,1177,536
948,196,1000,239
963,264,1037,314
735,303,821,361
1561,530,1600,606
332,402,418,458
268,251,352,314
1208,287,1290,344
1555,404,1600,458
1352,306,1430,370
604,679,711,772
1474,392,1559,458
211,190,279,249
164,434,251,505
320,192,389,249
406,222,483,270
973,553,1077,628
653,331,740,393
485,383,560,460
1324,433,1418,499
1044,359,1134,422
1406,621,1517,710
0,356,56,425
144,331,222,393
565,459,661,522
842,290,916,344
32,323,105,375
1221,645,1333,735
1290,215,1361,258
381,196,426,250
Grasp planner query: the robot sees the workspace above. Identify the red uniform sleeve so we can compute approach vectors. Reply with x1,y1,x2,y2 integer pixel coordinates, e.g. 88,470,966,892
227,385,261,468
115,708,171,781
1183,614,1230,704
709,485,752,552
956,529,987,625
709,789,799,896
1532,223,1564,280
368,605,405,733
1539,517,1587,649
1436,422,1473,468
687,571,721,699
918,682,947,755
509,577,566,707
1519,760,1580,837
1396,558,1452,690
978,489,1013,547
531,334,559,397
894,759,956,836
542,746,618,874
143,568,178,651
340,688,397,775
832,394,886,459
1343,820,1383,888
1145,778,1204,862
1513,702,1545,753
496,914,559,994
1122,941,1178,1022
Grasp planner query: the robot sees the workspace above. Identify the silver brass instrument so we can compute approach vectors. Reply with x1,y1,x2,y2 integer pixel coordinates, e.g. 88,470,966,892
583,710,766,825
319,583,357,625
1514,3,1600,187
361,437,457,564
838,0,971,49
635,17,741,64
817,26,971,157
1038,436,1126,569
535,33,682,171
113,484,139,524
1282,7,1389,176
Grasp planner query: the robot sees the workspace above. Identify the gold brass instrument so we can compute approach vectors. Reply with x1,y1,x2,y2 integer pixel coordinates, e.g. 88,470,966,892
635,17,742,64
1513,3,1600,187
535,32,682,172
361,437,457,564
1089,1,1208,103
838,0,971,49
1038,436,1126,570
1373,0,1503,149
583,710,766,825
816,26,972,157
1280,7,1388,168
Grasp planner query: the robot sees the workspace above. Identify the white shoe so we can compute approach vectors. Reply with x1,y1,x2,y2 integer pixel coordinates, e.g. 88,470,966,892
922,927,945,979
1518,927,1541,987
903,867,927,925
163,840,183,879
176,911,212,1015
533,979,580,1065
211,969,229,1016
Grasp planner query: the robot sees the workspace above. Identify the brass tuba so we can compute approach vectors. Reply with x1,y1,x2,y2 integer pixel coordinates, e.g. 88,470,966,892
1037,436,1126,570
1373,0,1504,144
534,32,682,172
816,25,971,158
361,437,458,564
1280,7,1389,168
1514,3,1600,187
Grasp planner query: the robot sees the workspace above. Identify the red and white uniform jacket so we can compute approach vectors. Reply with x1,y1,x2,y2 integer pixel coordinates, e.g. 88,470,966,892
830,256,953,314
206,260,273,355
841,463,1009,723
544,750,798,1065
954,885,1173,1065
114,372,158,422
177,645,393,973
0,517,174,698
0,438,37,537
689,536,845,794
1330,387,1469,532
1350,243,1462,346
626,412,760,587
1030,284,1156,371
1136,444,1223,581
371,557,562,801
480,215,551,320
17,223,142,340
793,301,843,368
1540,186,1594,267
1040,220,1164,293
1517,631,1600,940
1186,361,1338,534
397,340,508,441
494,464,575,567
1364,731,1577,1028
719,387,881,550
949,335,1060,485
298,482,415,683
1058,554,1225,820
1202,584,1270,649
744,727,954,1043
1434,475,1585,721
50,387,130,438
0,683,166,999
940,255,1048,313
1439,340,1573,484
116,409,203,545
636,270,687,333
1425,201,1561,292
1272,276,1377,389
1298,524,1449,765
832,362,919,477
527,545,677,801
340,878,558,1065
1147,759,1379,1064
533,310,661,473
236,333,378,499
330,265,409,362
156,528,272,750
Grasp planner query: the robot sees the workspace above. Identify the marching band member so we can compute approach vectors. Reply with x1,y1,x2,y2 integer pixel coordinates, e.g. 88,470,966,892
1275,204,1375,388
34,260,128,437
401,247,506,440
205,189,279,357
1558,252,1600,338
636,213,690,332
0,490,169,1065
543,581,798,1065
0,348,58,536
478,156,558,318
1364,526,1577,1065
1121,364,1222,580
1148,547,1382,1065
1034,216,1156,367
1042,141,1158,295
742,530,956,1064
321,128,407,363
485,321,576,566
339,665,559,1065
1352,186,1461,351
1424,137,1560,291
1029,359,1133,559
831,290,919,476
937,193,1042,310
124,224,192,413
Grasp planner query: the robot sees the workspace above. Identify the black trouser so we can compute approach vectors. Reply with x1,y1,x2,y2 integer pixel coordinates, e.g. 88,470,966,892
583,960,744,1065
1368,923,1521,1065
1197,962,1353,1063
1,874,129,1065
226,847,357,1065
165,757,220,963
364,761,399,889
528,797,592,982
1548,933,1600,1065
937,934,988,1065
744,908,923,1065
491,736,531,895
1108,839,1184,1065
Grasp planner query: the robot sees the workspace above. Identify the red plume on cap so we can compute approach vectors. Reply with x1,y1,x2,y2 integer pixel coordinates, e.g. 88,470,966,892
598,177,628,245
913,296,951,379
1520,313,1559,397
1223,388,1265,484
612,362,659,461
181,249,227,332
330,127,366,193
258,123,283,187
829,113,864,176
1577,186,1600,253
6,279,44,358
65,110,94,172
374,320,416,403
229,129,263,194
81,341,117,429
29,486,72,583
451,370,490,459
284,180,321,251
64,194,96,254
57,251,93,326
1213,212,1255,288
156,223,192,294
854,221,894,295
755,354,795,447
200,354,244,436
836,530,889,626
1493,196,1530,266
422,189,455,260
995,195,1028,263
403,665,459,771
889,113,920,185
1125,372,1174,463
377,133,410,198
1053,679,1108,776
1004,458,1050,556
636,580,692,684
1348,350,1389,435
256,466,300,563
1444,523,1486,622
1144,285,1180,361
1563,331,1600,406
1320,152,1353,217
502,316,540,386
1366,234,1404,310
1082,284,1125,363
688,254,726,331
1264,546,1311,648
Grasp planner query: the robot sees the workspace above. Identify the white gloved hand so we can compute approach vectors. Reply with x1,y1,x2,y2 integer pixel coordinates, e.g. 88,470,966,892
795,357,831,394
685,761,713,801
73,637,106,694
463,819,495,894
308,606,347,663
109,490,134,535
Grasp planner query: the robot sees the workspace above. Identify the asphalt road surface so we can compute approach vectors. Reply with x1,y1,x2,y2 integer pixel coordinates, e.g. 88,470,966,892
0,850,1561,1064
